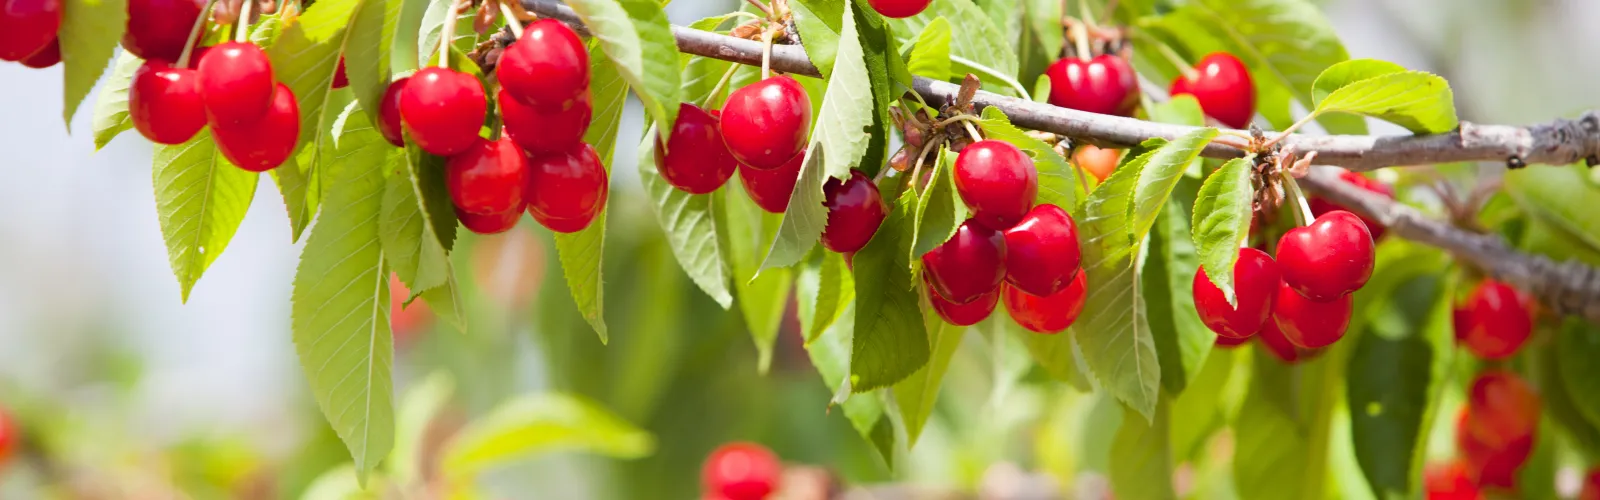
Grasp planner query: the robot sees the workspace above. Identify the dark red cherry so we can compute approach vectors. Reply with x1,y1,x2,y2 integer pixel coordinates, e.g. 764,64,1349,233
1257,316,1319,364
1001,271,1087,334
1002,204,1080,296
1309,169,1393,240
926,275,997,327
820,170,887,253
1272,281,1351,349
376,77,408,147
0,0,61,62
399,66,487,156
331,56,348,89
197,41,276,126
456,205,522,235
1275,210,1374,301
721,75,811,170
19,37,58,68
1193,247,1281,339
954,140,1039,229
922,219,1007,304
130,60,206,145
738,150,802,213
185,45,210,69
122,0,203,62
501,87,591,155
652,103,734,194
446,136,528,215
212,82,300,172
1463,370,1541,451
701,442,781,500
1454,279,1534,360
526,142,608,233
1214,333,1251,349
866,0,930,18
1045,54,1139,117
1168,52,1255,129
496,18,589,111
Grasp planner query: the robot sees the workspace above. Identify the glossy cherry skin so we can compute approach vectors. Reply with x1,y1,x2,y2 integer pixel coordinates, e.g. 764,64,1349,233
376,77,408,147
502,87,591,155
738,150,803,213
497,18,589,111
129,60,206,145
721,75,812,170
122,0,203,62
331,56,348,89
866,0,930,18
1309,169,1393,240
1423,461,1482,500
1002,204,1080,296
653,103,735,194
399,67,487,156
0,0,61,62
701,442,781,500
1045,54,1139,117
1258,317,1319,364
926,275,997,327
1272,281,1352,349
212,83,299,172
820,170,887,253
19,37,58,68
446,136,528,215
1453,280,1534,360
1275,210,1375,301
1193,247,1281,339
526,142,608,233
1072,144,1119,182
1579,468,1600,500
197,42,276,126
922,219,1007,305
456,204,522,235
1168,53,1255,129
1002,271,1087,334
1462,370,1540,452
955,140,1039,230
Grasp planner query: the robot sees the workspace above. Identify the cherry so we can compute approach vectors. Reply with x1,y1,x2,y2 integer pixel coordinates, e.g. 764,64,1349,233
652,103,734,194
1275,210,1374,302
122,0,203,62
1309,169,1393,240
926,275,997,326
1272,281,1351,349
185,45,210,69
1462,370,1540,451
1001,271,1087,334
399,66,487,156
496,18,589,111
1456,410,1532,490
525,142,608,233
866,0,930,18
19,38,57,68
954,140,1039,230
0,408,13,465
701,442,781,500
212,83,299,172
1002,204,1080,296
1168,52,1255,129
1045,54,1139,117
1423,461,1481,500
820,170,887,253
1453,279,1534,360
921,219,1007,305
376,77,408,147
1193,247,1281,339
1214,333,1251,349
1258,317,1319,364
446,136,528,215
389,274,433,347
721,75,812,170
502,87,591,155
0,0,61,62
129,60,206,145
1072,144,1119,182
456,204,523,235
332,56,348,89
1580,467,1600,500
197,41,276,126
738,150,803,213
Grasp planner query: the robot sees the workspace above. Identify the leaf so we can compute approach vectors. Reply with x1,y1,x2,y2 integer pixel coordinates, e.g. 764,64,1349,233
390,371,453,486
905,16,952,81
852,3,900,170
791,0,844,78
977,107,1085,212
723,186,795,372
379,145,464,330
1017,314,1092,389
291,118,396,482
1190,157,1254,305
1557,318,1600,441
909,148,964,262
1109,401,1176,500
1170,347,1236,461
1130,129,1218,240
1312,70,1457,134
1346,278,1448,497
440,393,653,478
90,50,142,150
977,0,1021,51
59,0,127,129
389,0,428,73
1145,177,1212,393
1541,325,1600,462
805,302,896,465
299,464,377,500
1310,58,1408,103
563,0,680,141
1232,351,1311,499
851,180,930,391
268,0,370,167
417,0,475,68
153,130,260,301
893,302,964,447
886,0,1018,87
553,42,629,343
800,251,854,343
1505,165,1600,257
637,128,733,308
346,0,405,125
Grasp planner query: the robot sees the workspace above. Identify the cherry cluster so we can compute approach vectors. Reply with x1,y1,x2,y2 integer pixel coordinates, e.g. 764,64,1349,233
0,0,63,68
701,441,782,500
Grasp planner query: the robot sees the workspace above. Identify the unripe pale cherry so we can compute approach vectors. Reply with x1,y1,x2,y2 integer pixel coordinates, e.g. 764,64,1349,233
701,442,782,500
399,67,487,157
525,142,608,233
130,60,207,145
122,0,203,62
496,18,590,111
926,274,997,326
456,205,522,235
1192,247,1281,339
820,170,887,254
1453,279,1535,360
1045,54,1139,117
1001,271,1087,334
954,140,1038,230
1002,204,1080,296
721,75,812,170
1072,144,1120,182
738,150,803,213
1168,52,1256,129
446,136,528,215
1272,281,1352,349
0,0,61,62
376,77,408,147
502,87,591,155
198,42,277,126
922,219,1007,305
212,83,300,172
653,103,735,194
1276,210,1375,302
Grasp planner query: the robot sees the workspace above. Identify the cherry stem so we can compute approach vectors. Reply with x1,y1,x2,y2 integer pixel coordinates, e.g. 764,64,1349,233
1282,172,1314,226
234,0,254,43
438,0,461,68
1071,148,1092,196
907,135,941,195
498,0,523,39
1260,113,1317,151
176,0,218,68
962,120,984,143
759,27,775,79
744,0,772,17
700,60,742,109
1148,37,1198,83
1073,1,1094,62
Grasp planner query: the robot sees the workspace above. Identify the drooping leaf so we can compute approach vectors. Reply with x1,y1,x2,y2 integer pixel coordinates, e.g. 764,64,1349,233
440,393,654,479
1190,157,1254,305
346,0,406,125
723,184,795,372
977,106,1086,211
1145,176,1212,393
904,16,952,81
389,0,428,73
853,3,901,172
909,148,965,263
268,0,369,160
552,43,629,342
800,251,854,343
378,144,464,330
1347,277,1449,497
152,130,260,302
893,300,964,447
563,0,680,140
1109,400,1177,500
886,0,1019,91
1312,69,1457,134
791,0,844,78
90,50,142,150
59,0,127,128
637,128,733,308
851,179,931,391
805,302,896,465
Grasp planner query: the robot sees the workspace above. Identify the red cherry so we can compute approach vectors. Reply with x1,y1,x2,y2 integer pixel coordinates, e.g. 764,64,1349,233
1423,461,1482,500
0,407,15,465
1579,467,1600,500
926,275,997,326
122,0,202,62
701,442,781,500
1258,317,1320,364
496,18,589,111
1275,210,1374,301
1453,280,1534,360
721,75,811,170
1001,271,1087,334
738,150,802,213
399,67,487,156
1214,333,1251,348
197,41,276,126
866,0,930,18
19,37,58,68
1168,52,1255,129
502,87,591,155
185,45,210,69
129,60,207,145
1045,54,1139,117
525,142,608,233
954,140,1039,229
1271,281,1351,349
455,204,522,235
652,103,735,194
1309,169,1393,240
212,83,299,172
1456,412,1532,490
332,56,348,89
820,170,887,254
1463,370,1540,451
446,136,528,215
1002,204,1080,296
0,0,61,62
1193,247,1281,339
376,77,408,147
921,219,1007,305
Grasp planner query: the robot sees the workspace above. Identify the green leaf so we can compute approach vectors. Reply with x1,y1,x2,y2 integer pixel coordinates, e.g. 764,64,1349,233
553,43,629,343
853,4,900,171
1109,401,1176,500
59,0,126,128
893,302,964,447
1312,69,1457,134
1346,282,1448,497
805,302,896,465
300,464,377,500
1190,157,1254,305
1017,316,1091,389
791,0,843,78
977,106,1086,211
904,17,952,81
1541,326,1600,462
268,0,370,162
291,118,395,482
1504,165,1600,255
1310,58,1408,103
390,371,453,485
440,393,653,478
389,0,428,73
851,180,930,391
977,0,1020,51
90,50,142,150
800,251,854,343
1232,351,1312,498
1557,318,1600,441
1145,177,1212,393
153,130,260,302
1130,129,1218,240
379,145,464,330
417,0,476,68
347,0,405,126
886,0,1018,88
723,187,795,373
1170,347,1237,461
637,128,733,309
909,148,965,262
564,0,680,141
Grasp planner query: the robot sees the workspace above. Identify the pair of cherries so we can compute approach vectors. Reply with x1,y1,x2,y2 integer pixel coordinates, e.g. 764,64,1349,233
130,41,300,172
0,0,62,68
655,75,815,215
1455,371,1541,490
